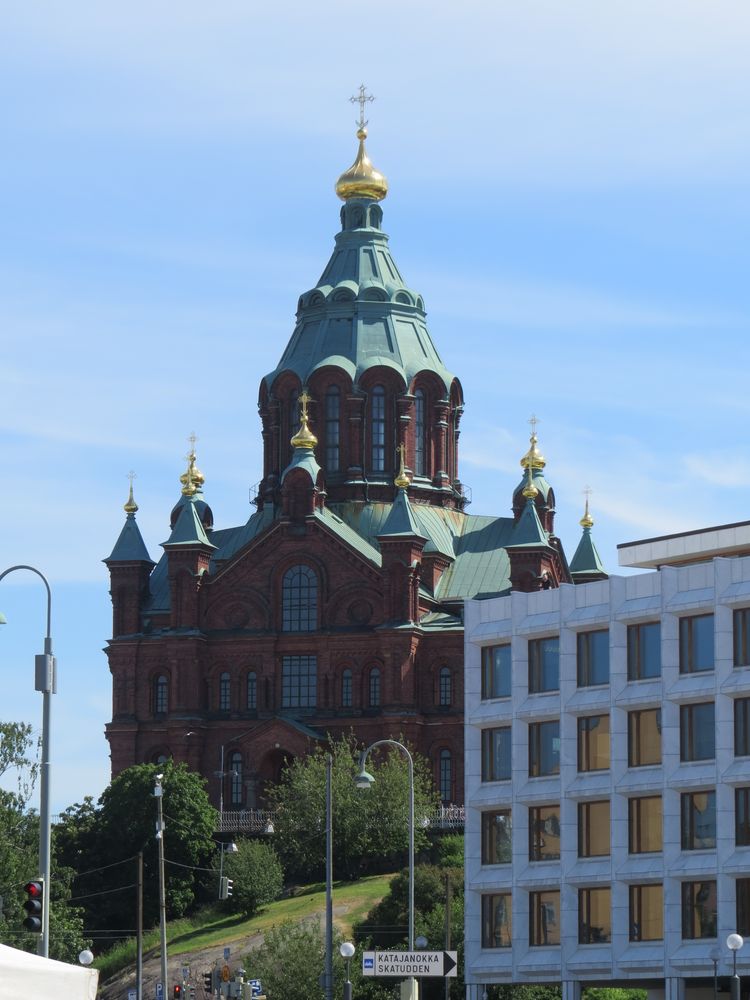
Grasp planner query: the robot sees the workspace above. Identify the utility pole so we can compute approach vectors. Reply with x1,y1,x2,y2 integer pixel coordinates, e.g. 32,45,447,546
136,852,143,1000
324,754,333,1000
444,874,452,1000
154,774,168,996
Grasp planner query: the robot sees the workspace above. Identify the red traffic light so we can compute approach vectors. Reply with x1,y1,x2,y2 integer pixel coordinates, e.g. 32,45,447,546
24,881,43,898
22,879,45,933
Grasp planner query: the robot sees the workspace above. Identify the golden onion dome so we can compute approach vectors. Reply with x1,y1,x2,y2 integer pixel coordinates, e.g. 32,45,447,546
580,494,594,530
124,480,138,514
522,462,539,500
335,127,388,202
180,449,204,497
394,443,410,489
291,391,318,450
520,431,546,471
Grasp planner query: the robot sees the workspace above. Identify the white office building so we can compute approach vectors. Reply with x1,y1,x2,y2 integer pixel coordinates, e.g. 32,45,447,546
464,521,750,1000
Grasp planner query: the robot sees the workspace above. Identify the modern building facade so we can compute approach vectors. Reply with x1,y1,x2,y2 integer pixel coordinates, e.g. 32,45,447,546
464,520,750,1000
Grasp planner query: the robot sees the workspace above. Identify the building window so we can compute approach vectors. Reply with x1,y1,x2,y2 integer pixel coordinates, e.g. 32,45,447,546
681,791,716,850
577,630,609,687
219,672,231,711
482,727,511,782
680,614,714,673
529,636,559,693
529,720,560,777
482,893,512,948
578,714,610,772
628,708,661,767
529,890,560,946
414,388,426,477
369,668,381,708
289,389,299,438
630,884,663,941
154,675,168,715
680,702,715,761
439,667,452,707
736,788,750,847
529,804,561,861
628,621,661,680
681,880,717,939
325,386,340,472
579,887,611,944
371,385,386,473
282,565,318,632
439,749,452,802
578,800,610,858
629,796,662,854
246,671,257,710
281,655,317,708
734,608,750,667
229,751,243,807
482,810,512,865
482,645,511,699
738,879,750,936
736,697,750,756
341,668,352,708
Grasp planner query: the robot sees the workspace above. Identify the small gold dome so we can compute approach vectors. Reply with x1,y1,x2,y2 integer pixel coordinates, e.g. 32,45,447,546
522,461,539,500
520,432,546,471
335,128,388,202
180,447,204,497
124,481,138,514
394,443,410,489
291,419,318,450
580,494,594,529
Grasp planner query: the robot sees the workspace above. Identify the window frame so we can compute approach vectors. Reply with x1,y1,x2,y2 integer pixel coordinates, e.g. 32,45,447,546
228,750,243,808
738,878,750,937
577,714,610,772
481,726,511,782
219,671,231,712
481,810,512,865
578,887,611,945
368,667,381,708
281,564,318,633
629,883,663,941
246,671,257,711
528,636,560,694
734,608,750,667
680,790,716,851
529,804,561,861
414,388,426,477
681,880,717,940
578,800,611,858
341,668,352,709
736,787,750,847
627,621,661,680
370,384,386,474
679,613,714,674
325,385,341,473
680,702,716,762
481,893,512,948
628,795,663,854
529,890,560,947
735,697,750,757
439,666,452,707
281,655,317,709
577,629,610,687
628,708,661,767
529,719,560,777
439,748,452,803
154,675,168,715
482,645,511,700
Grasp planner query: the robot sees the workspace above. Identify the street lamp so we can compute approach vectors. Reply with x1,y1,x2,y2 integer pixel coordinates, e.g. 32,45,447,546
0,564,56,959
217,840,238,895
728,933,744,1000
340,941,355,1000
710,945,722,1000
154,773,168,996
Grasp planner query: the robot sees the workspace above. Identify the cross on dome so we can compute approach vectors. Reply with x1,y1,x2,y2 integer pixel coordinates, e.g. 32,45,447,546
350,84,375,131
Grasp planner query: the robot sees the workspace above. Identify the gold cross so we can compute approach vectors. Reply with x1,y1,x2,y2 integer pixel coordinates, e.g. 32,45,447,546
528,414,540,436
299,390,312,423
350,84,375,130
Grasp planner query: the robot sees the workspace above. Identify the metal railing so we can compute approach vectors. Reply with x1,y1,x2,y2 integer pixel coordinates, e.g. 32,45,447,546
216,804,464,833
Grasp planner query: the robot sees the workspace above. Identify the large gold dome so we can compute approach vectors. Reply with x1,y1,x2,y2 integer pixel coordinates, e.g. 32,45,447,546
335,127,388,202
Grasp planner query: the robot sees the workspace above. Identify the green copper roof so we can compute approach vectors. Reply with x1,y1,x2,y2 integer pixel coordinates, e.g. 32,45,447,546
263,199,456,393
281,445,321,484
378,489,427,540
508,499,550,547
162,497,217,550
570,526,606,576
105,513,155,565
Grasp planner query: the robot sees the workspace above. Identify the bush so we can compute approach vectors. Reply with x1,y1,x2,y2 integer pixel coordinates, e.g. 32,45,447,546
222,839,283,916
435,834,464,867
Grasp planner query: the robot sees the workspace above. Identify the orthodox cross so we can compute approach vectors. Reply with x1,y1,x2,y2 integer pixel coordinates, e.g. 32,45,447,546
583,485,593,515
528,413,540,437
350,84,375,130
127,470,137,486
299,390,312,424
187,431,198,457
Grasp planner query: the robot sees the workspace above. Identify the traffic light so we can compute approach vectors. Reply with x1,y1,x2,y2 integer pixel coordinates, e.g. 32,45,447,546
173,986,183,999
219,877,234,900
22,880,44,934
203,970,213,993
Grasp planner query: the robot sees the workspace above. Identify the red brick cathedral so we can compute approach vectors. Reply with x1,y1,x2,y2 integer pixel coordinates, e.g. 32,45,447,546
104,121,603,811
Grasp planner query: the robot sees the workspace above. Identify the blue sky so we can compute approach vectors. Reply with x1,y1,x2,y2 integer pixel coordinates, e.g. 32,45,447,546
1,1,749,811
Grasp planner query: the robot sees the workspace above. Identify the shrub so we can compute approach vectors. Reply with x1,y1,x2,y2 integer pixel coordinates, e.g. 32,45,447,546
222,839,284,916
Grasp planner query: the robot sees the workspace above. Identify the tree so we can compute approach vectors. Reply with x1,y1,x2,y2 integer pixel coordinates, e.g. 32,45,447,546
268,734,439,880
221,839,283,916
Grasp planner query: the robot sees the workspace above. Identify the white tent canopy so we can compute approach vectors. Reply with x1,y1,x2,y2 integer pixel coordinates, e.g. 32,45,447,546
0,943,99,1000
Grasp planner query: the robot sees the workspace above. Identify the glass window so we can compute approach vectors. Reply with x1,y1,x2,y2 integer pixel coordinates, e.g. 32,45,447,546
628,708,661,767
629,796,662,854
578,800,610,858
680,614,714,673
529,890,560,946
736,788,750,847
281,655,317,708
735,697,750,756
529,636,559,693
282,565,318,632
341,668,352,708
680,702,715,761
219,672,231,711
482,727,511,782
738,878,750,937
578,715,610,772
681,791,716,850
529,720,560,777
289,389,299,439
529,805,561,861
482,893,512,948
371,385,386,473
681,880,717,939
439,667,452,707
630,884,663,941
369,668,381,708
628,621,661,680
246,671,257,710
482,810,512,865
439,749,452,803
229,751,243,807
482,645,511,699
577,630,610,687
154,675,168,715
325,386,340,472
414,388,426,477
579,887,611,944
734,608,750,667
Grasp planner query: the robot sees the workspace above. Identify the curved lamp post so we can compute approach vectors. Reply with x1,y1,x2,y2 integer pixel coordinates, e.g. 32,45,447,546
728,933,744,1000
0,564,55,959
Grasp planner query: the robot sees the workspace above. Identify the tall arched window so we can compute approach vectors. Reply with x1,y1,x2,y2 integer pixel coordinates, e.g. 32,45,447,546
342,668,352,708
247,671,257,710
282,565,318,632
369,668,381,708
154,675,168,715
219,672,231,711
289,389,300,439
440,749,452,803
229,751,243,807
439,667,452,707
325,386,340,472
414,388,426,476
371,385,386,473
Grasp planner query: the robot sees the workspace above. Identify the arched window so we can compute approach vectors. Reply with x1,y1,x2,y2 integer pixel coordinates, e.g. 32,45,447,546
282,565,318,632
325,386,340,472
289,389,300,439
229,751,243,807
247,671,257,710
342,668,352,708
154,675,168,715
439,749,452,803
414,388,426,476
153,752,169,765
219,672,231,711
371,385,386,473
369,668,381,708
439,667,452,707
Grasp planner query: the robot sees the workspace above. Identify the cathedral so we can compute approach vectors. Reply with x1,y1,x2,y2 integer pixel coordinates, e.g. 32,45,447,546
103,110,605,811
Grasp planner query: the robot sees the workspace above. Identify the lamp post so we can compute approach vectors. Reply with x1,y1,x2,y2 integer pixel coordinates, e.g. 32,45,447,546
340,941,355,1000
0,564,55,959
154,773,168,995
710,946,722,1000
217,840,238,896
728,933,744,1000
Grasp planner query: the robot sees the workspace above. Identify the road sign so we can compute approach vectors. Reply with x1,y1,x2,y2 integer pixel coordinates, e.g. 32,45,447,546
128,991,136,1000
156,984,164,1000
362,951,458,978
223,947,231,960
249,979,262,997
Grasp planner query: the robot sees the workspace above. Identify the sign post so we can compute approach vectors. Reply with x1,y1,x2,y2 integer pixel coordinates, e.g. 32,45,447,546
362,952,458,978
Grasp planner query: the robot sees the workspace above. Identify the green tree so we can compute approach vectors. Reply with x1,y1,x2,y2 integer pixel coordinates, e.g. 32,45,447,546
222,839,283,916
269,734,439,880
